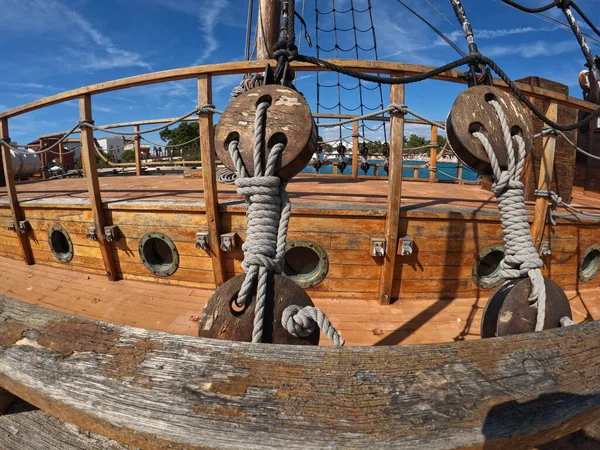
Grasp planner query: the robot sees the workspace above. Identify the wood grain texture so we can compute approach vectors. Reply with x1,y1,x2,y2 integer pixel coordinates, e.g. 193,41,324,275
198,76,226,286
0,400,134,449
2,59,598,121
531,102,558,249
379,75,404,304
79,96,117,280
1,296,600,449
0,119,34,265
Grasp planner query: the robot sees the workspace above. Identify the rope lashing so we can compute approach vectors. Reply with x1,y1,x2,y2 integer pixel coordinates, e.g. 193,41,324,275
282,305,345,346
228,101,342,345
81,105,221,136
472,99,547,332
536,189,600,220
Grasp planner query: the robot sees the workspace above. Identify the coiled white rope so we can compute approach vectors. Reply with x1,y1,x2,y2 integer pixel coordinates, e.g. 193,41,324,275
228,101,343,345
472,99,547,332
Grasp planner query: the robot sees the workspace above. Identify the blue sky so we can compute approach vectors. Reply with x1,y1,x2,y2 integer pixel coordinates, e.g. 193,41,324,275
0,0,598,145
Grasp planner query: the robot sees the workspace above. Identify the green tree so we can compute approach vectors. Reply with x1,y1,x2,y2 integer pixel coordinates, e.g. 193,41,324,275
121,149,136,162
159,122,200,161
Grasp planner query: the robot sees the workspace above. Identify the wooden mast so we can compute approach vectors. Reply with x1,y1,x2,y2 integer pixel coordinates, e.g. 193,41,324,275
256,0,281,60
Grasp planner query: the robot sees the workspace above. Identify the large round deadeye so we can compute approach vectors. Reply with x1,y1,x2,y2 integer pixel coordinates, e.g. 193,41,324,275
198,273,320,345
214,85,317,180
446,85,534,174
481,277,573,338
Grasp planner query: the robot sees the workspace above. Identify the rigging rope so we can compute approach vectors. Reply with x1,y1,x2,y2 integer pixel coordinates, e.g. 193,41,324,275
472,99,547,332
228,100,343,346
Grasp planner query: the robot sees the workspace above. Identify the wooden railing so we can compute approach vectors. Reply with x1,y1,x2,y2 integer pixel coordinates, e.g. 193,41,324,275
0,59,595,302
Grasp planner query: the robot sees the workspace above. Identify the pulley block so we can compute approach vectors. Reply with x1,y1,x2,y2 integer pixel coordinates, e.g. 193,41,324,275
481,277,572,338
198,274,320,345
337,160,347,173
446,85,534,174
214,85,317,181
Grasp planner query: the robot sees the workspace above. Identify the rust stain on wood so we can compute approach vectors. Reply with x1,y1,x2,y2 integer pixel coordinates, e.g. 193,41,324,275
36,319,163,384
0,321,29,346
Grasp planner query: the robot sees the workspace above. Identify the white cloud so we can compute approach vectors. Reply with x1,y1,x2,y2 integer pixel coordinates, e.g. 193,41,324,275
482,39,578,58
145,0,230,65
0,0,150,72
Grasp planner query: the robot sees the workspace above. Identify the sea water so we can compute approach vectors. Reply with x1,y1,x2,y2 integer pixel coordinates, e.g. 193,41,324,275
301,160,479,182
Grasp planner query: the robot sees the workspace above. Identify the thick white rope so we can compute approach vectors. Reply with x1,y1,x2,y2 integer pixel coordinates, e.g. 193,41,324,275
282,305,345,346
472,99,547,332
228,101,342,345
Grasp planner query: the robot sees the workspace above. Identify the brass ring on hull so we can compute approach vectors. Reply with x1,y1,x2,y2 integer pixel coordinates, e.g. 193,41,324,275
48,225,74,263
138,232,179,277
282,239,328,289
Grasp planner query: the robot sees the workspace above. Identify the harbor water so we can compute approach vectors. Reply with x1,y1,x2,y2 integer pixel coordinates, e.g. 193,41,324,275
302,160,479,182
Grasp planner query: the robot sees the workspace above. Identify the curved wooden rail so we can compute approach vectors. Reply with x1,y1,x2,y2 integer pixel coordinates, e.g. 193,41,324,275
1,59,597,119
1,295,599,449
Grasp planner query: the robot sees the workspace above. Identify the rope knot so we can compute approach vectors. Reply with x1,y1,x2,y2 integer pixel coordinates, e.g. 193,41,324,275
282,305,345,346
197,104,216,114
79,119,95,128
282,305,316,337
0,137,11,144
389,104,408,115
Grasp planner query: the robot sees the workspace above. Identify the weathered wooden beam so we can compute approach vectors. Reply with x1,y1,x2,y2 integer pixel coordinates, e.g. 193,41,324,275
1,295,600,449
2,60,597,121
531,102,558,249
79,95,118,281
256,0,281,60
378,74,405,305
429,125,438,183
198,75,226,286
133,125,142,177
0,119,34,265
352,120,359,179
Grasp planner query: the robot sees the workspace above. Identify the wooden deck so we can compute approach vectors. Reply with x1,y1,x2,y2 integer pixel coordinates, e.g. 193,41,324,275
1,254,599,346
1,175,600,346
1,174,494,210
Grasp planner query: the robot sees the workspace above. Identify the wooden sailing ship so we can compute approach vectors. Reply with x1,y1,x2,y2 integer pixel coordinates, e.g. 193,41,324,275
1,1,600,448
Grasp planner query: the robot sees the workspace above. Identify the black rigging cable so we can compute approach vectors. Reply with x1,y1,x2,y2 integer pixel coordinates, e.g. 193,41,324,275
498,0,562,14
395,0,467,57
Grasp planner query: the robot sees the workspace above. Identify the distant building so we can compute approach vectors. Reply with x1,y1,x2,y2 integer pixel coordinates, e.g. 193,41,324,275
96,136,129,162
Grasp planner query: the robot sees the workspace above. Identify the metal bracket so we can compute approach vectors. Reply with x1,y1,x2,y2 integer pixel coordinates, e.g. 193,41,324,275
195,232,209,251
17,220,30,234
541,240,552,257
7,222,16,232
220,232,237,252
103,225,120,243
370,237,386,257
400,235,414,256
86,226,98,242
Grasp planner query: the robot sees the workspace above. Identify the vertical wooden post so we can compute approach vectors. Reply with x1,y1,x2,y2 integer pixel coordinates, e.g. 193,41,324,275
429,125,438,183
198,75,226,286
457,160,463,182
352,121,359,179
58,136,63,166
39,138,47,180
79,95,117,281
531,102,558,249
333,164,338,175
378,73,405,305
134,125,142,177
0,119,34,265
413,167,419,179
256,0,281,60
